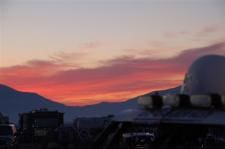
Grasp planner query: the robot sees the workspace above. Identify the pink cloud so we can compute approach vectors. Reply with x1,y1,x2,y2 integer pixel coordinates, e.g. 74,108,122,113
196,24,222,37
0,42,225,105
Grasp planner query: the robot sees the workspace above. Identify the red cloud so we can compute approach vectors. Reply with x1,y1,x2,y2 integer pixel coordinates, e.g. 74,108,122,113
0,42,225,106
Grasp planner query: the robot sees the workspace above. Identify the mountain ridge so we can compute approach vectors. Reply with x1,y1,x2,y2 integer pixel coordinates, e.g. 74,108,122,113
0,83,180,123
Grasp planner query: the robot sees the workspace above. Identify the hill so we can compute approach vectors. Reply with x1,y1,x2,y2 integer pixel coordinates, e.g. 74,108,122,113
0,84,180,123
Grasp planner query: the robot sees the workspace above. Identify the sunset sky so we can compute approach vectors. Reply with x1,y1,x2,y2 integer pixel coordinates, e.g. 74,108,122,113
0,0,225,106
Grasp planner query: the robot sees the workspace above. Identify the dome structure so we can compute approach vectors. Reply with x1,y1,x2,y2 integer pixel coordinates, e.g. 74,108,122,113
181,55,225,95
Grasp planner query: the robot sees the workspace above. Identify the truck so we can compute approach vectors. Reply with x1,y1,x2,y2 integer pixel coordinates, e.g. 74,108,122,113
18,109,64,142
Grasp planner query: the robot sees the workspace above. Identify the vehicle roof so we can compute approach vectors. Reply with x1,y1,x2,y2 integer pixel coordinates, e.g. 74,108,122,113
0,124,15,126
116,108,225,126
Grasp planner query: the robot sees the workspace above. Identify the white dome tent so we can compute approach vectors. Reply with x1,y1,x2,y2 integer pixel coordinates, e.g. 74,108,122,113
181,55,225,95
138,55,225,109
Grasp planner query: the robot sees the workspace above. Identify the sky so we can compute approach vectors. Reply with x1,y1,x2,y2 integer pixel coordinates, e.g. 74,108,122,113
0,0,225,106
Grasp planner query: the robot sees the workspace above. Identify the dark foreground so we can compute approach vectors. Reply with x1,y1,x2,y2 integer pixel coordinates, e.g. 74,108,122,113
2,122,224,149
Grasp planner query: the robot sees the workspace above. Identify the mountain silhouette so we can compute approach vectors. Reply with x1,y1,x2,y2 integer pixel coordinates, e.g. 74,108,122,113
0,84,180,123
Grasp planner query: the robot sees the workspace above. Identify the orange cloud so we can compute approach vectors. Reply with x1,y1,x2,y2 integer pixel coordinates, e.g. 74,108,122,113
0,42,225,106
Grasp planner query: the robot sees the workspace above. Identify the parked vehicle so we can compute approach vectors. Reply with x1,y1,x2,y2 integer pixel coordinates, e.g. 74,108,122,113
18,109,64,142
0,124,17,148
